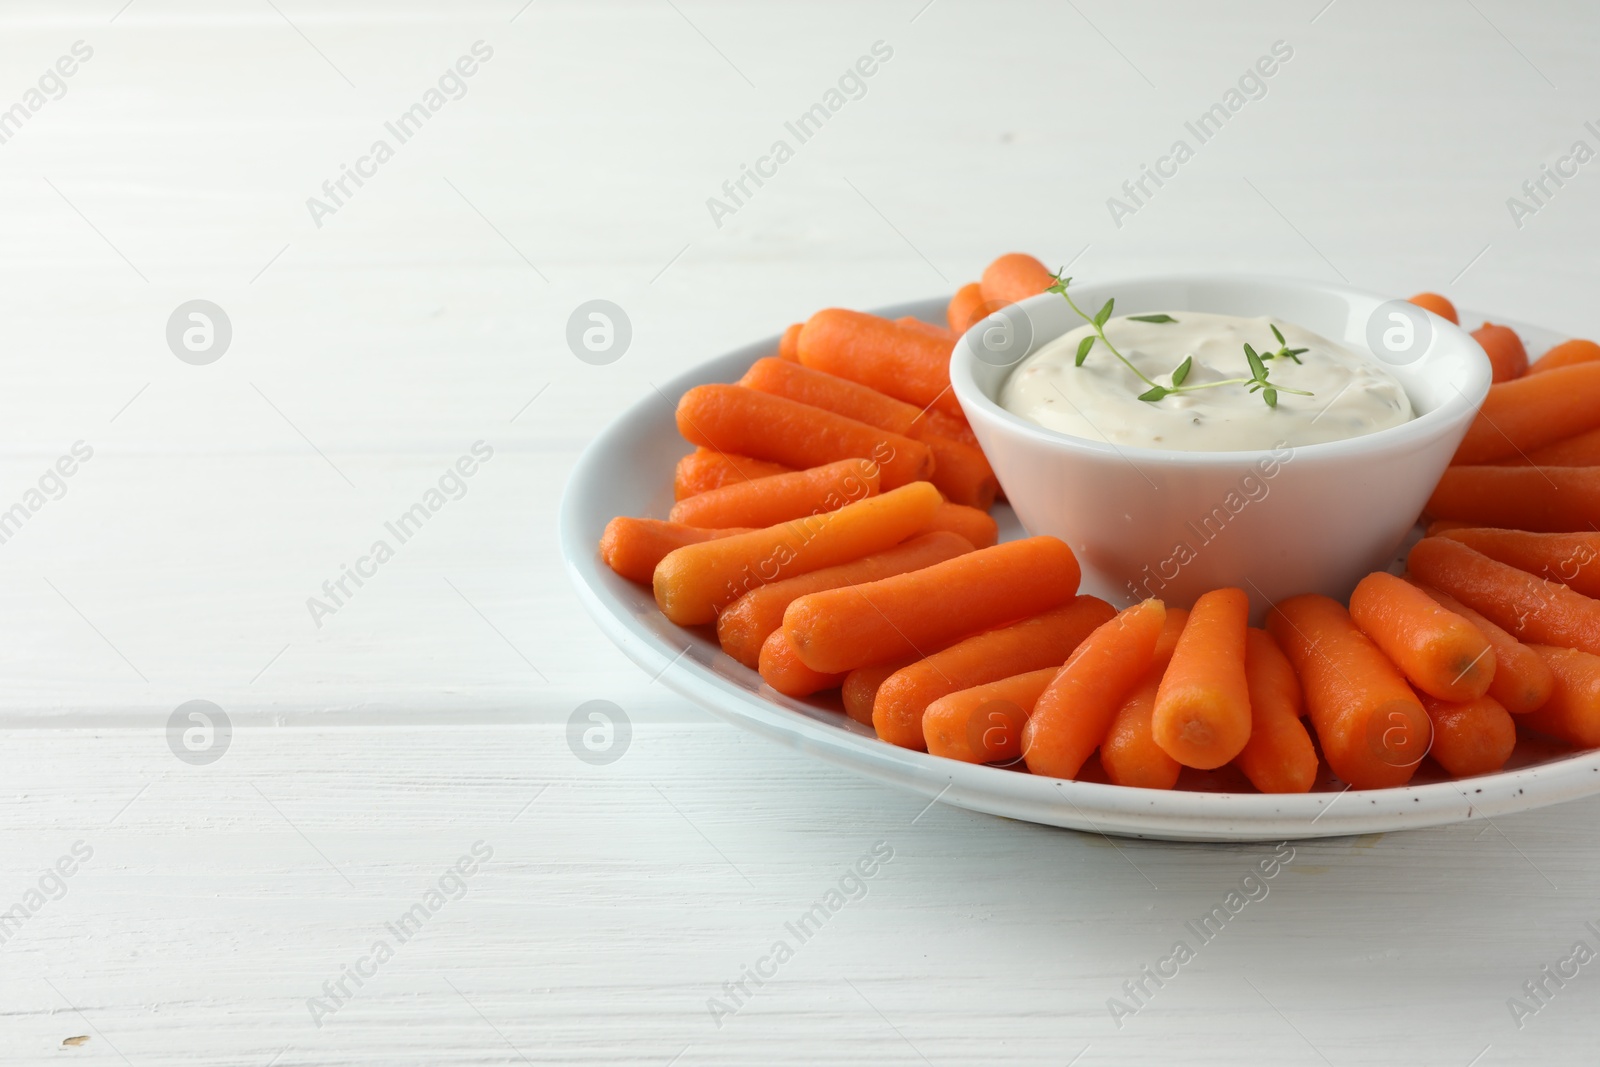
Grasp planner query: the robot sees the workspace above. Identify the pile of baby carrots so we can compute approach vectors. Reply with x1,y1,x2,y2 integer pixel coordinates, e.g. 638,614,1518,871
597,253,1600,793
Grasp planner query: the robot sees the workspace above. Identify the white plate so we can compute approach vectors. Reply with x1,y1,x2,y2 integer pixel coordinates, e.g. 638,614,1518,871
559,296,1600,841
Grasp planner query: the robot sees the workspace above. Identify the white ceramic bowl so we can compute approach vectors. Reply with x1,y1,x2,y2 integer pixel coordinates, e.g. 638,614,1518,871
950,275,1491,619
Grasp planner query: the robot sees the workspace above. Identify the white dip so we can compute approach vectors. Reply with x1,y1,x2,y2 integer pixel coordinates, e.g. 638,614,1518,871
1000,310,1413,451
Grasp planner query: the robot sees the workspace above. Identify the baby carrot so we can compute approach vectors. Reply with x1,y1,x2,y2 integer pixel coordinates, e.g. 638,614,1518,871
1424,519,1479,537
797,309,963,418
1452,361,1600,464
1528,338,1600,376
1417,693,1516,777
1348,570,1496,702
980,253,1055,308
675,449,793,501
913,408,981,451
924,667,1057,764
653,481,942,626
737,357,995,507
1408,536,1600,656
947,281,990,335
895,317,958,347
739,357,921,437
1426,465,1600,531
921,501,999,549
842,659,915,726
668,459,880,529
1152,587,1253,769
1266,594,1432,789
600,517,752,585
783,536,1082,674
1235,628,1318,794
1510,426,1600,466
1473,322,1528,383
778,322,803,361
872,596,1116,750
1436,528,1600,598
1100,608,1189,790
1076,754,1112,785
716,530,973,668
1407,580,1555,714
1407,292,1458,325
759,629,847,698
1023,599,1167,780
919,432,999,510
1522,645,1600,747
675,383,933,490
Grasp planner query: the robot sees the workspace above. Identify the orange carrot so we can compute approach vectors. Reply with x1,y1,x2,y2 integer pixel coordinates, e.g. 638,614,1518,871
1407,292,1458,325
947,281,990,335
674,449,793,501
739,356,921,437
797,308,962,418
759,629,846,697
1235,628,1317,794
1473,322,1528,383
1348,570,1495,702
600,517,752,585
1407,535,1600,658
1407,580,1555,714
675,383,933,490
1509,425,1600,467
872,596,1115,750
1522,645,1600,746
895,317,958,347
669,459,880,529
1426,465,1600,532
783,536,1082,673
1022,600,1167,779
1424,519,1479,537
1436,528,1600,599
914,408,981,451
842,659,915,726
924,667,1057,764
1452,361,1600,464
1528,338,1600,376
921,501,999,549
919,432,998,510
1417,692,1516,776
980,253,1055,308
653,481,942,626
1266,594,1432,789
1152,587,1253,769
778,322,803,361
1076,753,1112,785
737,356,995,507
1100,608,1188,790
716,531,973,668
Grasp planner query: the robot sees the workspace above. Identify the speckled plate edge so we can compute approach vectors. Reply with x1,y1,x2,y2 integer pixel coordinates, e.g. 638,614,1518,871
559,296,1600,841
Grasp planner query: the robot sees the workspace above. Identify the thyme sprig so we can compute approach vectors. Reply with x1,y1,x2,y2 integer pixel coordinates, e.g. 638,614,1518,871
1263,323,1309,364
1047,271,1314,408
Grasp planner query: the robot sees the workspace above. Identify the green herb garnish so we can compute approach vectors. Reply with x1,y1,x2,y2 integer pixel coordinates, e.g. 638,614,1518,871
1263,323,1309,364
1047,271,1313,408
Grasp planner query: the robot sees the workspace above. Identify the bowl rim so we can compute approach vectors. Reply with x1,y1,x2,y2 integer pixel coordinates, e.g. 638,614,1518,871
949,272,1493,468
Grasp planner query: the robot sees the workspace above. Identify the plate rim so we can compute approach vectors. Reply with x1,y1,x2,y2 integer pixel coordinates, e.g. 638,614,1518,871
558,293,1600,841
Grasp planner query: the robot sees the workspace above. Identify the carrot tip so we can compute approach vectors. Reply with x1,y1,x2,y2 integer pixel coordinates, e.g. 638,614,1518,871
967,697,1029,765
1364,698,1434,771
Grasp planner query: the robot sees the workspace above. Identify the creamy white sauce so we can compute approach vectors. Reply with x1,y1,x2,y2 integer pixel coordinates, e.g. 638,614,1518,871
1000,311,1413,451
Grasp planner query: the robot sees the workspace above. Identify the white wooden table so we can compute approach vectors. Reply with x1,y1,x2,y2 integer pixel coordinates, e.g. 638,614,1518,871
5,0,1599,1062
